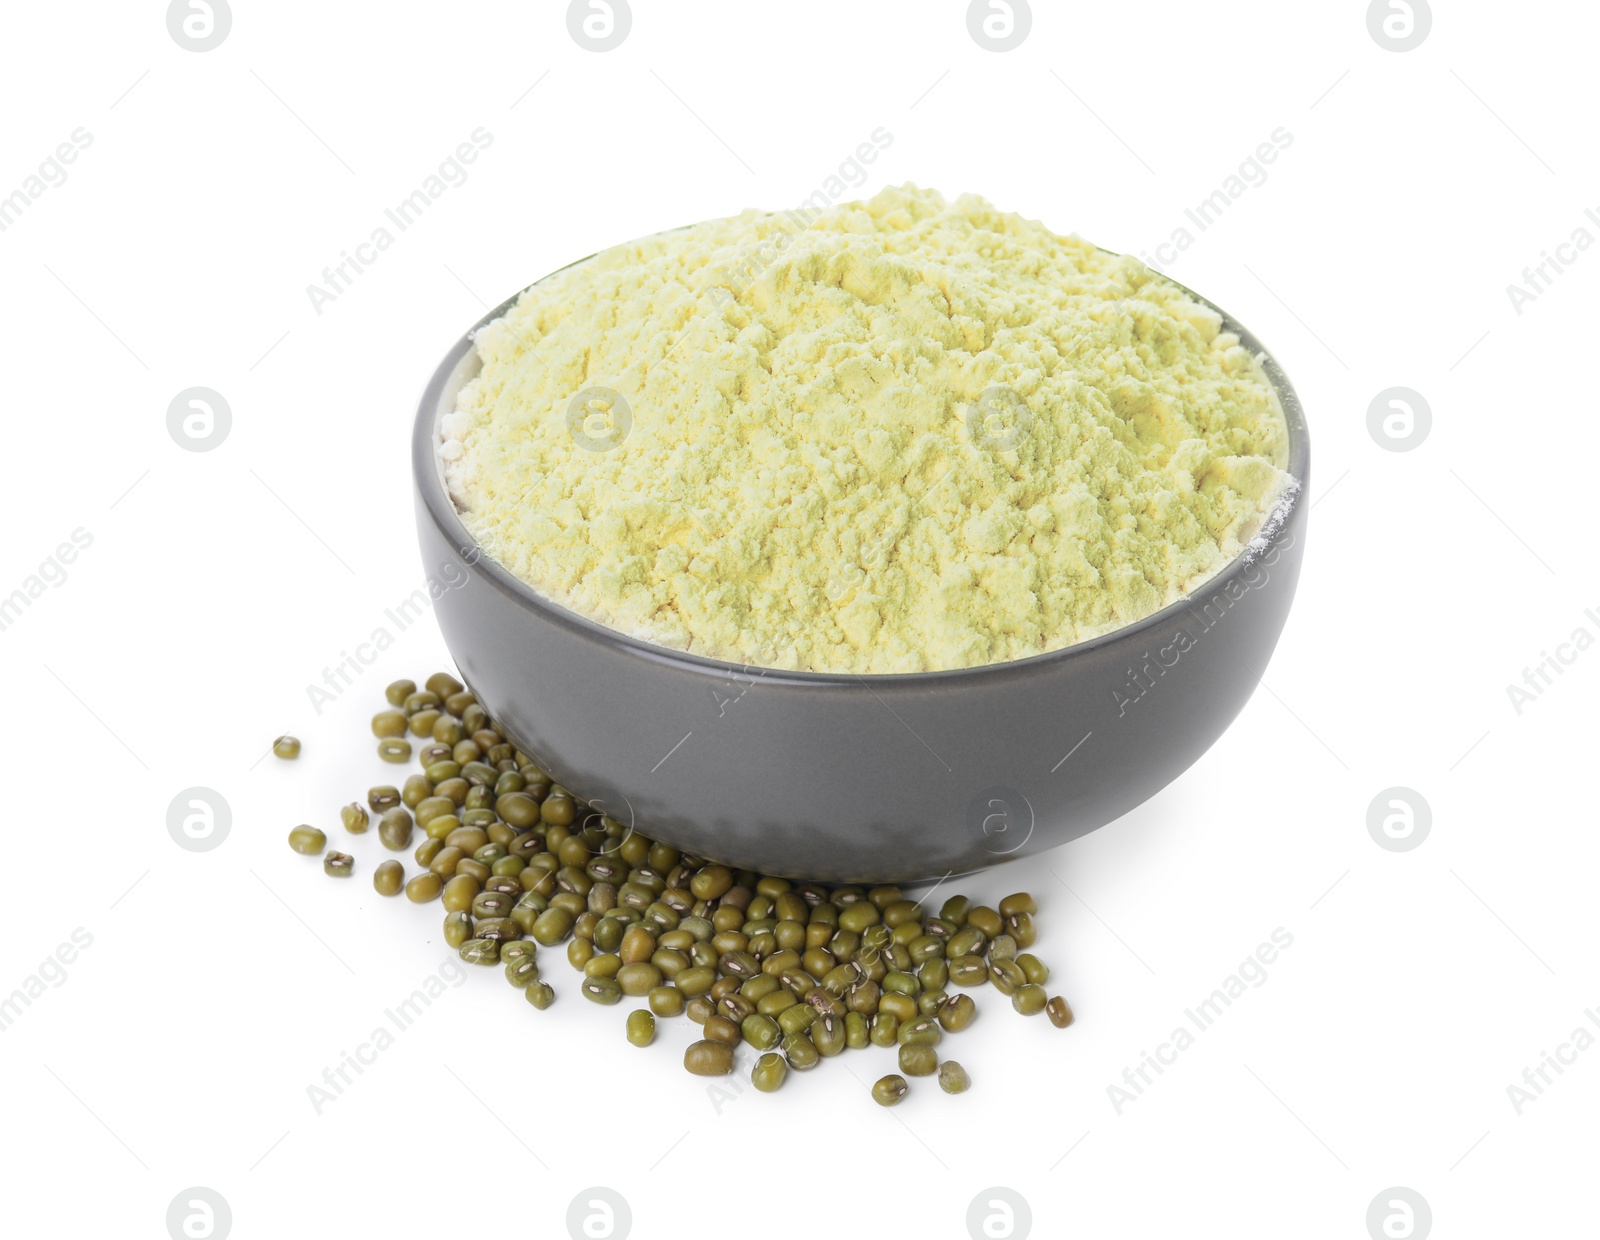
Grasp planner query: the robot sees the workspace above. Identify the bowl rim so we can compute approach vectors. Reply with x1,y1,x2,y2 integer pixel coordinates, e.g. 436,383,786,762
414,247,1310,688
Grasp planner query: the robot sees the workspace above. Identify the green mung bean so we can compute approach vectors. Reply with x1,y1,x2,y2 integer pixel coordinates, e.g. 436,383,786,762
323,851,353,878
751,1052,788,1092
871,1074,908,1106
938,1061,971,1094
626,1009,656,1047
377,738,412,764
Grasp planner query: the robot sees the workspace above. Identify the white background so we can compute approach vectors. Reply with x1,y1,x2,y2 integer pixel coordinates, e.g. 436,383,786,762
1,1,1594,1236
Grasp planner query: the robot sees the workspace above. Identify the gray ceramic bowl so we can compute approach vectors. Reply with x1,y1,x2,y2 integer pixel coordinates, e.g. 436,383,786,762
414,263,1309,883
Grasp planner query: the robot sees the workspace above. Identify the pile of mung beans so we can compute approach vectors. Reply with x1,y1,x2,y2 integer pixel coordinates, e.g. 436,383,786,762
283,672,1074,1104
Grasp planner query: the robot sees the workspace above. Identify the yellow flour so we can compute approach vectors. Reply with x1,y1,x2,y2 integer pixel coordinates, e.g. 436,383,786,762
440,186,1292,674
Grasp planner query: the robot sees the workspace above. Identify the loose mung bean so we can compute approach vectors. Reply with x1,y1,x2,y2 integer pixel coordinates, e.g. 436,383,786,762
626,1009,656,1047
402,774,433,807
1005,910,1037,948
938,1061,971,1094
686,997,715,1025
405,873,442,903
581,977,622,1005
618,963,663,995
505,956,540,988
751,1052,788,1092
443,911,473,948
684,1040,734,1075
323,852,353,878
898,1016,942,1046
778,1004,817,1037
871,1074,908,1106
371,711,408,738
703,1015,741,1046
938,994,977,1033
425,671,463,699
742,1013,782,1049
273,735,300,759
378,808,414,851
998,892,1036,918
403,690,440,715
989,959,1025,995
377,738,412,764
782,1032,820,1071
441,874,479,912
289,671,1084,1105
500,940,538,965
373,860,404,896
